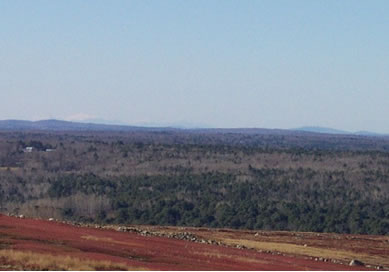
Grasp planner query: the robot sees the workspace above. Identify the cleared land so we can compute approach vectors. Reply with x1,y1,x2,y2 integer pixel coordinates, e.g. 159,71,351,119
0,214,385,270
141,225,389,269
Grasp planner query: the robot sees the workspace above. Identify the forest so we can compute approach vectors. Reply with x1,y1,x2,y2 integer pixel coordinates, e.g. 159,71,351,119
0,130,389,234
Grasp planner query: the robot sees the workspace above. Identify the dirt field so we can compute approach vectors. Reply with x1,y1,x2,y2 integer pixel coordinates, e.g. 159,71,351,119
0,214,385,270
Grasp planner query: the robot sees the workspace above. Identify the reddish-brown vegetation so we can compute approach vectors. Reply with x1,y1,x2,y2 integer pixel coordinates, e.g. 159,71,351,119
0,214,381,270
146,226,389,269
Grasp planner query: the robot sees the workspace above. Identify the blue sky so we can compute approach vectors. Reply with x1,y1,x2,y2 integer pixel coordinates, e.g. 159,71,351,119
1,0,389,132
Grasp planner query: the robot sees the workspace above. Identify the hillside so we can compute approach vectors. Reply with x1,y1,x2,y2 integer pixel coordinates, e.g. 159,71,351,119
1,214,387,270
0,119,160,132
1,130,389,235
1,119,387,138
294,126,386,136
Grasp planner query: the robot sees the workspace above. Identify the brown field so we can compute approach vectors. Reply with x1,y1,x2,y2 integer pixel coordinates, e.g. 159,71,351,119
142,225,389,269
0,214,386,270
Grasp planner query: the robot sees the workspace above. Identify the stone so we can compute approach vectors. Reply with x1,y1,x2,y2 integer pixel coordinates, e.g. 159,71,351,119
349,259,364,266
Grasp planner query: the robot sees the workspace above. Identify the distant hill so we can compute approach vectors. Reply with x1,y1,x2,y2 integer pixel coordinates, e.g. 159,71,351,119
293,126,351,135
79,118,129,126
0,119,310,136
0,119,386,138
293,126,386,137
134,120,212,129
0,119,176,132
354,131,383,136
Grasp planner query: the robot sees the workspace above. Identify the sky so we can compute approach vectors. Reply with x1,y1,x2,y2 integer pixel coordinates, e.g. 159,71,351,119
1,0,389,132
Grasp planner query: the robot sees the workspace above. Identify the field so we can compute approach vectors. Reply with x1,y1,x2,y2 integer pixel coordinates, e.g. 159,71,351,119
0,214,386,270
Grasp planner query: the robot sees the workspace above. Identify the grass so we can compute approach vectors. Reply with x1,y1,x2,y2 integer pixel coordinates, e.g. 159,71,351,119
195,250,273,265
0,249,144,270
82,235,116,243
221,238,389,267
81,235,141,248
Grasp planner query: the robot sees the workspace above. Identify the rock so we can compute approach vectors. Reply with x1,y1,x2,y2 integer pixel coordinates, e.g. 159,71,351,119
254,232,259,237
349,259,364,266
48,218,54,221
303,244,308,247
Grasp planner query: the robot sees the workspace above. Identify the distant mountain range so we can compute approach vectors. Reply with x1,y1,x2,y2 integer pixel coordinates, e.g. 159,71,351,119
293,126,349,135
134,121,212,129
0,119,386,137
0,119,173,132
293,126,385,136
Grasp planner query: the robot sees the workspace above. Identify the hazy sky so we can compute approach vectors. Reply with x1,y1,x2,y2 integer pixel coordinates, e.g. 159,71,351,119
1,0,389,132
